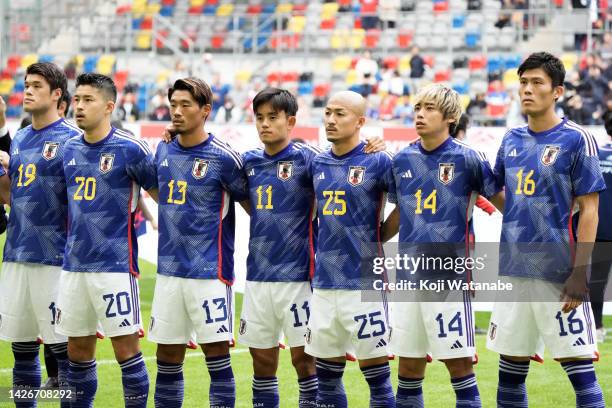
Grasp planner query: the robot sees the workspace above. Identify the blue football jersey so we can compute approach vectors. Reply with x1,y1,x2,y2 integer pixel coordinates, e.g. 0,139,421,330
62,128,156,274
597,142,612,240
494,119,605,281
155,135,248,283
311,142,395,289
393,137,499,243
243,142,320,282
4,118,82,266
0,165,5,177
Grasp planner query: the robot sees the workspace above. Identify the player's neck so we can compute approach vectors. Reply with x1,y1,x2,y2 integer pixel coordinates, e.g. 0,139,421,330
84,122,112,144
31,110,61,131
527,110,562,133
331,136,360,156
264,138,290,156
178,127,208,148
420,133,449,152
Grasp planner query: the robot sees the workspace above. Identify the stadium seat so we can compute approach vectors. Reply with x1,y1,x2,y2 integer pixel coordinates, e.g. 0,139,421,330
561,53,578,71
313,83,331,98
452,82,470,95
349,29,365,49
155,30,170,48
332,55,352,73
504,54,522,70
397,29,413,48
487,56,503,73
97,54,116,75
365,29,380,48
235,69,252,83
114,70,129,91
131,0,147,15
211,34,225,49
204,5,218,15
6,55,21,74
281,71,299,82
116,4,132,15
487,103,506,117
468,55,487,71
216,4,234,16
247,4,262,15
398,55,411,75
345,69,358,86
502,69,519,88
141,16,153,30
160,5,174,16
147,3,161,15
434,69,451,82
433,0,449,12
38,54,54,63
383,56,399,70
452,14,466,28
331,29,348,49
320,19,336,30
0,79,15,95
135,31,152,49
321,2,339,19
276,3,292,14
188,5,203,14
288,16,306,33
8,92,23,106
465,31,480,48
20,54,38,70
298,81,313,95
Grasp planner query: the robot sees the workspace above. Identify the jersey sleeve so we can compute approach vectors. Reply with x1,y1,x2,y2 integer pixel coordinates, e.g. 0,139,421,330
493,136,506,191
469,150,500,198
571,133,606,197
126,143,157,191
0,164,6,177
378,152,397,203
220,153,249,202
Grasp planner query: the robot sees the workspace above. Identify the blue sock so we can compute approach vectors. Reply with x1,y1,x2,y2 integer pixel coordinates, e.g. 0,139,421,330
451,373,481,408
12,342,41,408
315,359,347,408
154,360,184,408
497,356,529,408
47,343,69,408
252,376,279,408
361,363,396,407
68,359,97,408
205,354,235,408
561,360,606,408
119,352,149,407
397,376,424,408
298,375,317,407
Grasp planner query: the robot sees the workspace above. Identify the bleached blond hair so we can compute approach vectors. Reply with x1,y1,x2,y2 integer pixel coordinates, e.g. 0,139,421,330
413,83,462,124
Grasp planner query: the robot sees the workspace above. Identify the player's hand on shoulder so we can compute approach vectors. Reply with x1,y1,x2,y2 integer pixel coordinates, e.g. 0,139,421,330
0,150,9,170
162,124,177,144
364,136,387,154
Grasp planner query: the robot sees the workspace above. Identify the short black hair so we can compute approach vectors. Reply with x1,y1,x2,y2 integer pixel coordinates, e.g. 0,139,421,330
450,114,469,138
168,77,213,108
59,90,71,115
605,110,612,137
25,62,67,109
517,52,565,88
76,73,117,103
253,87,298,117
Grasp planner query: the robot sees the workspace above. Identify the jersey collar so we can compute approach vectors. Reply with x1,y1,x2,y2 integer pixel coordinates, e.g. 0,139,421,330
526,117,567,137
263,141,293,159
82,127,115,147
31,117,64,133
175,133,215,150
417,136,453,155
330,141,365,159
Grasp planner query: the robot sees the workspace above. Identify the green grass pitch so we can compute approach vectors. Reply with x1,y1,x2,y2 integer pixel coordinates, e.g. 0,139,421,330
0,258,610,407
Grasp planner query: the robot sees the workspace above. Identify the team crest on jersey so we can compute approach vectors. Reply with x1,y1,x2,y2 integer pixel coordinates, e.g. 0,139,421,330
489,322,497,340
277,161,293,181
99,153,115,174
438,163,455,185
541,145,560,166
239,319,247,335
42,142,60,161
192,158,209,179
348,166,366,186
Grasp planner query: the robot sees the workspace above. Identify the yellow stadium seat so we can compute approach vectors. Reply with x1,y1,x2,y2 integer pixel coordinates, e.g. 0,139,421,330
156,69,171,86
131,0,147,14
502,69,519,88
288,16,306,33
331,29,348,49
0,79,15,95
20,54,38,69
235,69,252,83
349,29,365,49
398,55,410,75
135,31,152,49
322,2,339,16
345,69,358,86
74,54,85,69
97,54,116,76
216,4,234,16
190,0,205,7
460,94,471,110
146,3,161,15
332,55,352,73
276,3,293,14
561,53,578,71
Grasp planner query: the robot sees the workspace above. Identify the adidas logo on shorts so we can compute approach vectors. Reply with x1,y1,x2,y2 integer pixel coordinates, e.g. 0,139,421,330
217,325,229,334
119,319,131,328
573,337,586,346
375,339,387,348
450,340,463,350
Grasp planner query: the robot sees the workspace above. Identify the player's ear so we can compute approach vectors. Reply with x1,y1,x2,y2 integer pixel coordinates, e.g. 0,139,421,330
287,115,297,130
106,100,115,115
356,115,366,129
51,88,62,104
553,85,564,102
201,103,212,120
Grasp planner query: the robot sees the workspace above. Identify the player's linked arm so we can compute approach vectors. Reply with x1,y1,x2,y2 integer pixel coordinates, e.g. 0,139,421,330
363,136,386,153
381,206,399,242
0,173,10,205
239,200,251,215
562,192,599,312
147,188,159,203
489,191,505,212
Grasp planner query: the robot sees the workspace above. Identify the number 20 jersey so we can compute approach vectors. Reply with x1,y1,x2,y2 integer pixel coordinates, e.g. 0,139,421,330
242,142,320,282
4,118,82,266
311,142,395,290
155,135,248,284
62,128,157,274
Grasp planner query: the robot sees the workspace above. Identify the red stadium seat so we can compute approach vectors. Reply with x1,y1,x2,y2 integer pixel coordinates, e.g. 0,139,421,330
292,4,307,14
7,55,21,74
468,55,487,71
433,1,449,12
281,71,299,82
114,70,129,92
0,70,12,79
314,83,331,98
361,2,377,13
397,29,413,48
320,19,336,30
141,16,153,30
155,30,170,48
284,34,301,49
211,34,225,48
365,29,380,48
267,72,281,83
383,56,399,69
354,18,362,29
423,55,434,67
487,103,506,117
207,0,219,4
188,5,203,14
8,93,23,106
116,4,132,15
162,0,175,5
338,0,352,6
247,4,262,14
434,69,451,82
350,57,359,69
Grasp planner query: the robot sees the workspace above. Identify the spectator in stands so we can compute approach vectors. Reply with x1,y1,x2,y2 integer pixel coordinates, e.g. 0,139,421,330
378,94,398,121
360,0,380,29
214,96,241,124
355,51,379,97
409,46,425,79
64,58,77,81
117,91,140,122
149,104,171,121
466,92,487,116
380,69,407,97
210,73,231,118
598,32,612,60
379,0,400,29
393,96,414,125
565,94,591,124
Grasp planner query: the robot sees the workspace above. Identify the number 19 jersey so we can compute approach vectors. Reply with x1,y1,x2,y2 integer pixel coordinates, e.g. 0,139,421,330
155,135,248,284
